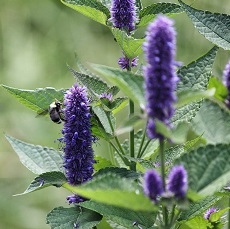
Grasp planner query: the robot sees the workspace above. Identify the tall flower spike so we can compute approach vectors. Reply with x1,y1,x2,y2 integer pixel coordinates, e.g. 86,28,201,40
110,0,137,33
143,15,179,139
167,165,188,198
223,60,230,107
62,84,94,189
144,169,164,202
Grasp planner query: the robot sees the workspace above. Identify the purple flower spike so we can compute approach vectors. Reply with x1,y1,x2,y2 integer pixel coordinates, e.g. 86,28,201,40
110,0,137,33
62,84,94,188
167,165,188,198
223,60,230,107
204,207,217,220
118,56,138,70
143,15,179,139
144,169,164,202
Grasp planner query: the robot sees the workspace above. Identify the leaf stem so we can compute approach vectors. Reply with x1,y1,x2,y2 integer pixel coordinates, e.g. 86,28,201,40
109,141,129,166
137,128,146,158
159,139,168,227
129,99,136,171
106,111,126,156
139,139,151,158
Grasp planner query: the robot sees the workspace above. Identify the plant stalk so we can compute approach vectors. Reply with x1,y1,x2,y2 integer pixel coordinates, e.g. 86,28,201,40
159,139,168,227
129,99,136,171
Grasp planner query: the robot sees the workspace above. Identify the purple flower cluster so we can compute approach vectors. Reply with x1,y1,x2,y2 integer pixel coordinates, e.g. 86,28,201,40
62,84,94,191
110,0,137,33
143,15,179,139
204,207,217,220
118,56,138,70
167,165,188,198
144,170,163,202
223,60,230,107
144,165,187,201
66,194,86,204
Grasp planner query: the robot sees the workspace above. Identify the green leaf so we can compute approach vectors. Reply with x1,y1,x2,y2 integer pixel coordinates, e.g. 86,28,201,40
178,0,230,50
92,64,145,106
60,0,110,25
1,85,65,114
94,167,140,180
81,201,157,229
138,3,183,27
192,100,230,144
179,196,222,221
177,46,218,91
155,120,190,144
111,28,144,59
208,77,228,102
210,207,230,223
68,65,109,96
99,0,111,9
155,135,203,164
171,101,202,126
5,134,63,174
176,144,230,196
93,156,113,172
176,88,215,108
46,206,102,229
15,171,66,196
63,173,158,212
179,216,210,229
92,106,115,135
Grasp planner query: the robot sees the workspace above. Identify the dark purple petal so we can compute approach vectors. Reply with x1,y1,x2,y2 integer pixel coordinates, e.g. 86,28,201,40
144,169,164,201
66,194,86,204
167,165,188,198
143,15,179,139
110,0,137,33
118,56,138,70
62,84,94,188
204,207,218,220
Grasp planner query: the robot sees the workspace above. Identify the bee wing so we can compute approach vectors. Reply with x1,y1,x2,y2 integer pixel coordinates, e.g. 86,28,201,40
36,109,49,118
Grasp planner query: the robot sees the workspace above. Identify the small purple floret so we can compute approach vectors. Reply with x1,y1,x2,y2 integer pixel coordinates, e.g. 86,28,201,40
100,93,113,101
66,194,86,204
110,0,137,33
167,165,188,198
204,207,217,220
62,84,94,188
144,169,164,202
118,56,138,70
143,15,179,139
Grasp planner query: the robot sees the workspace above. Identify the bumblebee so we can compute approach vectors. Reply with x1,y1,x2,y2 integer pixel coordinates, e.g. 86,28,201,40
38,99,64,124
48,100,64,124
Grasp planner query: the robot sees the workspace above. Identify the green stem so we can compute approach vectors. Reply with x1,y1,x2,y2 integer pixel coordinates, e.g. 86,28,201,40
139,139,151,158
159,139,168,227
137,128,146,158
169,205,176,227
129,99,136,171
228,197,230,229
106,111,126,156
109,141,129,166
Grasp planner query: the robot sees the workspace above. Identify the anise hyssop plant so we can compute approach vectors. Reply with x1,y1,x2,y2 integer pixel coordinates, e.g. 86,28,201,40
3,0,230,228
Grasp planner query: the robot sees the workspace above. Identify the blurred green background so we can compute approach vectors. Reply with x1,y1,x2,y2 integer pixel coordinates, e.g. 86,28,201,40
1,0,230,228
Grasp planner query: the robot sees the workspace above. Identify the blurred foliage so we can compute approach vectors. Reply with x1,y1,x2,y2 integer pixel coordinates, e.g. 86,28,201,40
1,0,230,228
